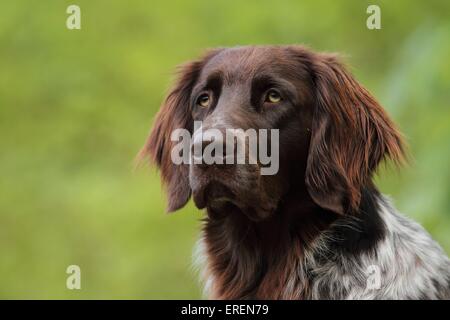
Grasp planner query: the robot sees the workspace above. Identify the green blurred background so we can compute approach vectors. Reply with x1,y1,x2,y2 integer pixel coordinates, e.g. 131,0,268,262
0,0,449,299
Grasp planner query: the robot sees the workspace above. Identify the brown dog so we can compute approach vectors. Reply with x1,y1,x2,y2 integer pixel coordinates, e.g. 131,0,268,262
141,46,450,299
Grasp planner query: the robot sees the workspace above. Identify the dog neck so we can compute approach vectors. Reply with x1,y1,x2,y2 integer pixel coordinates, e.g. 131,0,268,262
200,183,385,299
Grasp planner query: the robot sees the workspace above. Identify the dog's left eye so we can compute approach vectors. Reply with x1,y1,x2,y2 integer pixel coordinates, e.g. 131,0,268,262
265,89,282,103
197,93,211,108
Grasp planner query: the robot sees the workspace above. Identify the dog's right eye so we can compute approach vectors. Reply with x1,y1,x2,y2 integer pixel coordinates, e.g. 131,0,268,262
265,89,282,104
197,93,211,108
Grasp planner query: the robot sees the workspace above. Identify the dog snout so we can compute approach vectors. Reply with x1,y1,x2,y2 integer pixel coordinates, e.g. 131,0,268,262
191,127,235,165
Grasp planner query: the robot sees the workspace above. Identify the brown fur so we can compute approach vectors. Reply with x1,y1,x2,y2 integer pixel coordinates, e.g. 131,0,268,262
140,46,406,299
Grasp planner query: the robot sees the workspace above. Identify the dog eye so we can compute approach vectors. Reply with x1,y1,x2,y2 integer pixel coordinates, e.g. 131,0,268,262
265,89,282,103
197,93,211,108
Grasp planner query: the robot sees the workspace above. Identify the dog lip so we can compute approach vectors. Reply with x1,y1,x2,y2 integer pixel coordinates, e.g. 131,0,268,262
192,182,235,210
192,181,276,221
192,188,207,209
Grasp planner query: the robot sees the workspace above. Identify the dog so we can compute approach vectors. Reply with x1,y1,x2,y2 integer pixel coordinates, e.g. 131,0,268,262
141,45,450,299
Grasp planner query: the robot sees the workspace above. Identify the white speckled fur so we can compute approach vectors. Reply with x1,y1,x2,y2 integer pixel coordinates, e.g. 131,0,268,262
194,196,450,299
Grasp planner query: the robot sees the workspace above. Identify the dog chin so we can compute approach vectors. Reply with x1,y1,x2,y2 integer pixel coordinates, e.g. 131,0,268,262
191,181,274,221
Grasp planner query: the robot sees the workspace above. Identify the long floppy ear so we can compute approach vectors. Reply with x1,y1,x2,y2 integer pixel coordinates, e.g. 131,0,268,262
139,50,220,212
305,53,405,214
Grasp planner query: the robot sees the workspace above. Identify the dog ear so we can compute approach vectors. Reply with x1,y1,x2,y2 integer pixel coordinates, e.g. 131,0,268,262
139,50,220,212
305,53,405,214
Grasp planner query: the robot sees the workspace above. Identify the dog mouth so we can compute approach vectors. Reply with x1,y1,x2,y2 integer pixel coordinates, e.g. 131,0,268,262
192,181,272,221
192,182,235,210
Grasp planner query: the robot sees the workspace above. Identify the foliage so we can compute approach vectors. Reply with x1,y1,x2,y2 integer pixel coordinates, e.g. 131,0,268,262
0,0,449,298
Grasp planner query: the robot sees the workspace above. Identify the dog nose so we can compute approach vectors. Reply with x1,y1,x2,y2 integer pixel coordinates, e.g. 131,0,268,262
192,129,233,165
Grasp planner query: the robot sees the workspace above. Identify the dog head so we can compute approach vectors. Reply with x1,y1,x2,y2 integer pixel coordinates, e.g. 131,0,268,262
140,46,405,220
